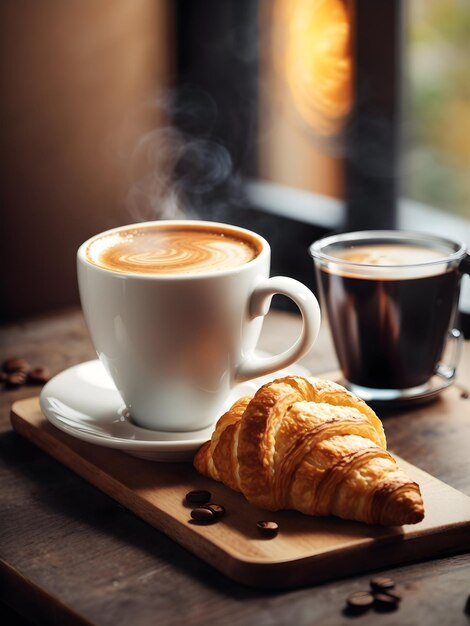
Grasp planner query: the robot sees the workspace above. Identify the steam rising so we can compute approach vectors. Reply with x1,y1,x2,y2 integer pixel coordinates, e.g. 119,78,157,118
126,87,243,222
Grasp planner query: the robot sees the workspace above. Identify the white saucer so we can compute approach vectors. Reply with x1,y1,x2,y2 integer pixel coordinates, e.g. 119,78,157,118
40,358,310,462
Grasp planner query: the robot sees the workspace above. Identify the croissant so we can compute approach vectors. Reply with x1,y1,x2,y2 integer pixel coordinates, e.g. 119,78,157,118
194,376,424,526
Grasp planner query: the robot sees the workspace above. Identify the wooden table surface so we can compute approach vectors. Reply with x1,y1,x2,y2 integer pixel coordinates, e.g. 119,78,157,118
1,308,469,626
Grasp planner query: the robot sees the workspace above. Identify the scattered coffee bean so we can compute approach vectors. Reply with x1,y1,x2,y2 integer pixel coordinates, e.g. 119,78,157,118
28,367,52,385
190,507,215,524
374,592,399,612
0,359,52,391
3,357,30,373
343,578,403,618
461,391,469,400
464,594,470,615
256,520,279,538
370,576,395,592
6,376,22,388
346,591,375,613
381,590,401,603
7,371,28,388
185,490,211,505
203,503,226,518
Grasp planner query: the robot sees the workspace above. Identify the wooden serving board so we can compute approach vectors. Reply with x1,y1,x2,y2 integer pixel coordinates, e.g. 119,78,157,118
11,397,470,589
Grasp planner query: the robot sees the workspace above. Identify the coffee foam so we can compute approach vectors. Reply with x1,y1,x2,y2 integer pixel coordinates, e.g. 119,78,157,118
86,225,260,275
325,244,451,279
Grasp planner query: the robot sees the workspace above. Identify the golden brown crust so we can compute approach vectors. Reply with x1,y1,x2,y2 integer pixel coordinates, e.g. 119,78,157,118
193,376,424,526
193,396,249,489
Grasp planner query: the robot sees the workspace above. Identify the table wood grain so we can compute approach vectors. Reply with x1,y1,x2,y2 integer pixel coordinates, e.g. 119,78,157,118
1,308,470,626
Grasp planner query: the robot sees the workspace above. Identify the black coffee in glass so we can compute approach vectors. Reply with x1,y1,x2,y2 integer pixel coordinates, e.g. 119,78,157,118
310,231,468,402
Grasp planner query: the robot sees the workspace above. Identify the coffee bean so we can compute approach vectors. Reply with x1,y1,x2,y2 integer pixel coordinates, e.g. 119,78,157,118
346,591,375,612
28,367,52,385
256,520,279,537
464,594,470,615
370,576,395,592
185,490,211,505
203,503,226,518
4,357,30,373
190,507,215,523
7,371,27,388
380,590,401,603
374,592,399,612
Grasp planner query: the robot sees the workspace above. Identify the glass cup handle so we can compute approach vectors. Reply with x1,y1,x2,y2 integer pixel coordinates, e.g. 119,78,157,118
459,253,470,274
436,253,469,382
436,328,463,381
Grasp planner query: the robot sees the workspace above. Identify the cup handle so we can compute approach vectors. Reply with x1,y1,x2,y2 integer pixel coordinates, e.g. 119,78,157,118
433,252,468,382
436,328,463,382
235,276,321,382
459,252,470,274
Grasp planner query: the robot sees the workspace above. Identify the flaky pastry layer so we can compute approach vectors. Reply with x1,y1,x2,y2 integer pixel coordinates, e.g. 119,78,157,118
194,376,424,526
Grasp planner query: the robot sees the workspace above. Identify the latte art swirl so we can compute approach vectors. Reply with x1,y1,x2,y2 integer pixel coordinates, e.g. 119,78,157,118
86,225,260,275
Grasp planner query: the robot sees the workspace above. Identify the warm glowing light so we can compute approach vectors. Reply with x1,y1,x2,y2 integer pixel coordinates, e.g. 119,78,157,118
274,0,352,136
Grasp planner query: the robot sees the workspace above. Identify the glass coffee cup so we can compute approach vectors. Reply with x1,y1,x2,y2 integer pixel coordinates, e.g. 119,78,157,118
310,230,470,404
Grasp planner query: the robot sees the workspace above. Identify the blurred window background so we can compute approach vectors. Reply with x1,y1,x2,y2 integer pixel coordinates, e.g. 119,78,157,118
1,0,469,322
404,0,470,221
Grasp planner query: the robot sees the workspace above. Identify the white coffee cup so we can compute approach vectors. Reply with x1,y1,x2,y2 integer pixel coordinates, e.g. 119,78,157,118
77,220,321,431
